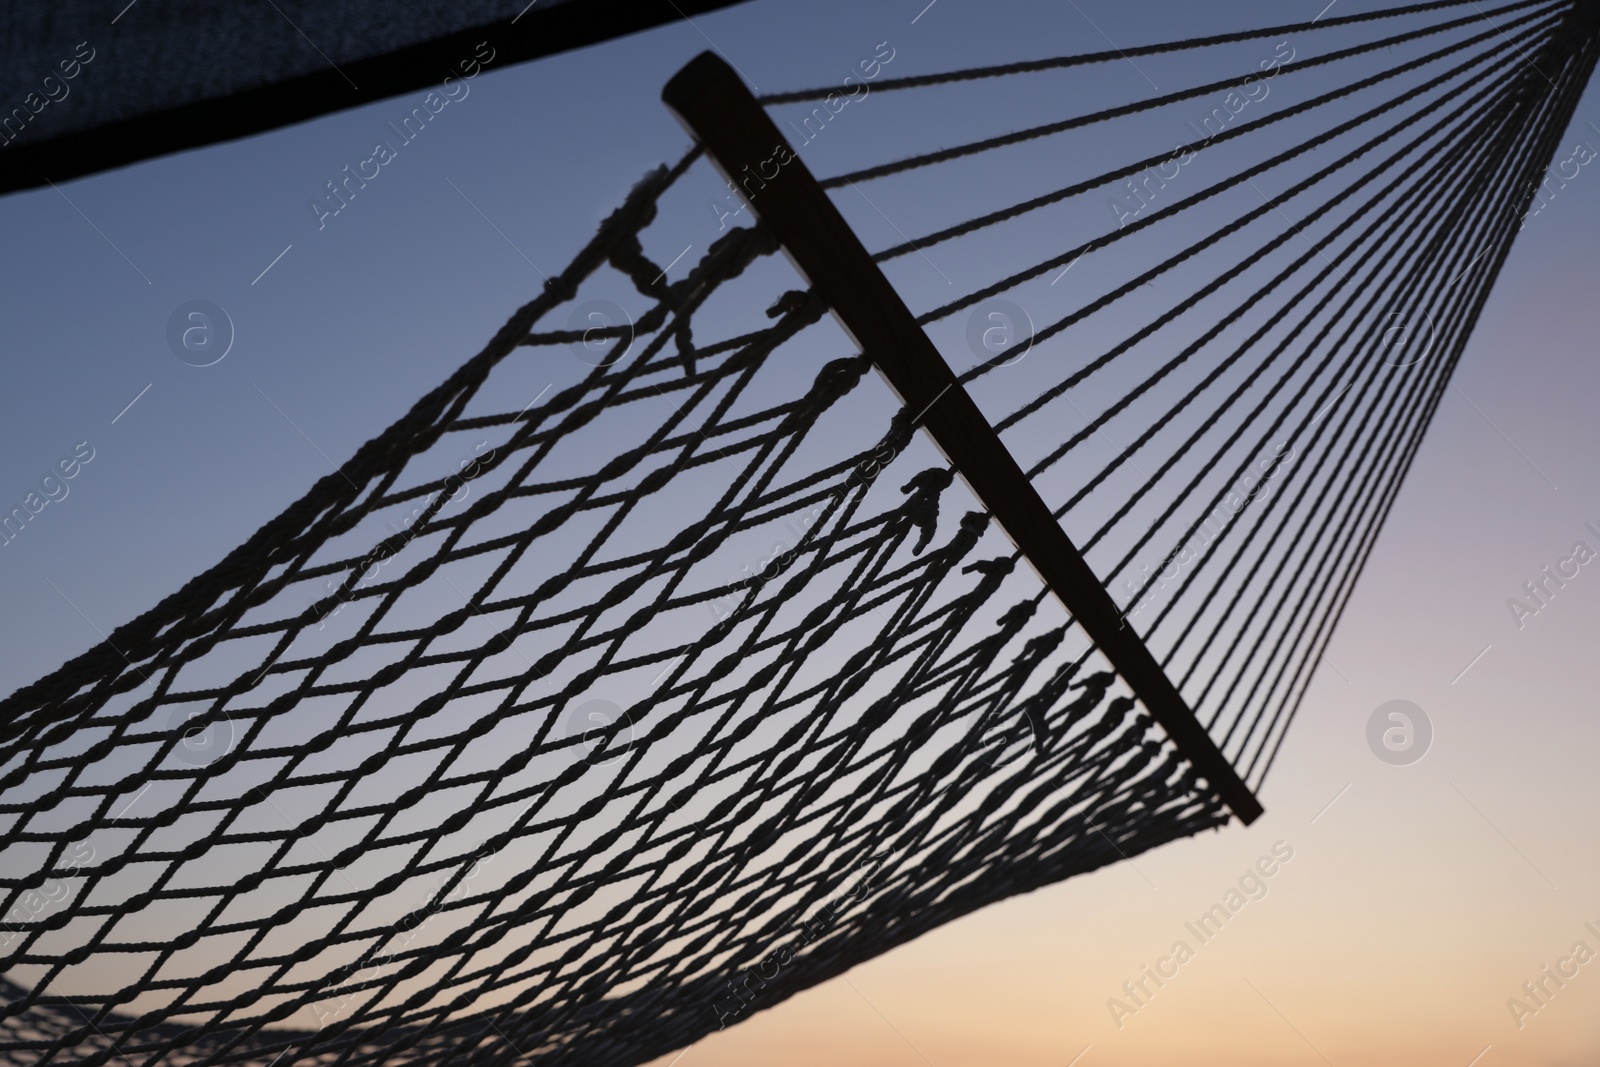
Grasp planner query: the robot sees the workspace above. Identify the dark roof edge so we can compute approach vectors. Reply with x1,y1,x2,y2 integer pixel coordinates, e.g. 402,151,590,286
0,0,751,195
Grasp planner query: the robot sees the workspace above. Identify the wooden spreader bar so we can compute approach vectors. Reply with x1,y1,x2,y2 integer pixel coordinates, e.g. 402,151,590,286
663,52,1261,825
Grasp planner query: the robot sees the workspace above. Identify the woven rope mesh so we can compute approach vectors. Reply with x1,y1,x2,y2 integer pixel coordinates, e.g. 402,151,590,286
4,1,1596,1063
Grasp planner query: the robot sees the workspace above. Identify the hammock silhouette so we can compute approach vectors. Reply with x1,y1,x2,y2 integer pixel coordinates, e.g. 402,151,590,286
4,1,1594,1063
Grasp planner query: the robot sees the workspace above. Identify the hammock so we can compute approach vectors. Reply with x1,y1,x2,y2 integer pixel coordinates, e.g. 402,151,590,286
3,2,1594,1062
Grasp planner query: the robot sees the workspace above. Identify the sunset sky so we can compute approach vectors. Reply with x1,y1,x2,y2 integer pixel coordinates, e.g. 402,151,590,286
2,1,1598,1064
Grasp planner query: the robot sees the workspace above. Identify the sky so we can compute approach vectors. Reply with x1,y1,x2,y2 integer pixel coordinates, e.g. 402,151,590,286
3,1,1600,1065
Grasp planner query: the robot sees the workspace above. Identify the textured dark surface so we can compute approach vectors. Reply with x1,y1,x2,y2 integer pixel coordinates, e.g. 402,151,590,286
0,0,752,193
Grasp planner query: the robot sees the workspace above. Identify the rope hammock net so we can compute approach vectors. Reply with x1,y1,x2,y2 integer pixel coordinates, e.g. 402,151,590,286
3,1,1595,1063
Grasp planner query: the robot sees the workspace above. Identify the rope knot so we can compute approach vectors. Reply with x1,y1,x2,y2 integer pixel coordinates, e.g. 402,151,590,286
899,468,955,553
542,276,580,304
